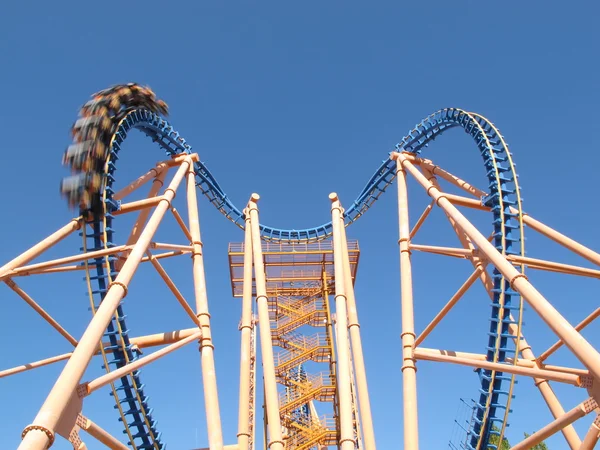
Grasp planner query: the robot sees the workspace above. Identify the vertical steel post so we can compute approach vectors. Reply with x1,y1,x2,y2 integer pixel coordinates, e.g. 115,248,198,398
186,159,224,449
396,160,420,450
247,194,284,450
338,201,377,449
330,193,358,450
237,211,254,450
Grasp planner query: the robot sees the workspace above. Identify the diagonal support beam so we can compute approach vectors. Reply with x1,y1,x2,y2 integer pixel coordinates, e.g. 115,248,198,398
171,207,194,242
415,266,484,346
404,154,487,198
79,415,129,450
9,249,191,276
0,218,82,280
7,244,129,278
82,330,202,395
145,250,201,326
539,307,600,363
115,166,169,272
112,155,189,201
580,416,600,450
5,278,78,346
405,153,600,268
409,200,434,239
0,327,200,379
511,399,597,450
414,348,581,385
410,244,600,279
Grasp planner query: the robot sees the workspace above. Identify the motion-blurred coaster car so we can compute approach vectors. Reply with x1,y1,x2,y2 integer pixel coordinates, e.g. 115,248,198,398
61,82,170,215
62,141,107,172
60,172,103,210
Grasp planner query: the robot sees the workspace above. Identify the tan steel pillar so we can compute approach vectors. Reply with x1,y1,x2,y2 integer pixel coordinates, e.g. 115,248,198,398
186,159,224,450
19,159,191,450
338,202,377,449
237,211,254,450
247,194,284,450
395,160,420,450
330,193,358,450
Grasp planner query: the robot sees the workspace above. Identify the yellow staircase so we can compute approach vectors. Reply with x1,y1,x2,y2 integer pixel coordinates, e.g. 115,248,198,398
282,415,338,450
279,373,336,415
275,334,330,377
228,240,362,449
271,283,338,449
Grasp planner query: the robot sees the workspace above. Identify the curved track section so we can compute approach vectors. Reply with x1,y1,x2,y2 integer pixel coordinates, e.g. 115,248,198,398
61,88,524,449
62,86,169,450
398,109,526,449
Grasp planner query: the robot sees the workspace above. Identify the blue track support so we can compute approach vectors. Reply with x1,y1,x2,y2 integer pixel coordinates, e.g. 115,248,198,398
93,107,522,449
85,114,166,449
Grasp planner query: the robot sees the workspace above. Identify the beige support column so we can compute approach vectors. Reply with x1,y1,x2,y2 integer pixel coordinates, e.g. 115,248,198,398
237,211,254,450
330,193,358,450
338,203,377,449
186,159,224,450
396,160,420,450
19,159,191,450
247,194,284,450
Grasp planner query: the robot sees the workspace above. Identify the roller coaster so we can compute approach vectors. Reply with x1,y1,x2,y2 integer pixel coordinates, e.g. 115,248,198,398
2,84,600,449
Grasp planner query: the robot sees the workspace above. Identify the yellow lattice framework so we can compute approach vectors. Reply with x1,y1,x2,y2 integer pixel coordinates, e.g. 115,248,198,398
229,240,361,449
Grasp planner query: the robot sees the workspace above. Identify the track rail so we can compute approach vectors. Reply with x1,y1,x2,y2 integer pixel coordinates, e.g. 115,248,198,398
72,101,524,448
82,111,166,449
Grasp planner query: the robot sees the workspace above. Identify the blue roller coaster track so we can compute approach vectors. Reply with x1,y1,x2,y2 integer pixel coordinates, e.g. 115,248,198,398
84,106,524,449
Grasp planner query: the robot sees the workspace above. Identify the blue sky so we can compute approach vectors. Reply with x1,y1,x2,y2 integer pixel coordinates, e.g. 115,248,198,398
1,1,599,449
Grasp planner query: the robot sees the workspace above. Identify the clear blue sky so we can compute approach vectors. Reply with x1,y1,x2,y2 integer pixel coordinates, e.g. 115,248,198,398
1,1,599,449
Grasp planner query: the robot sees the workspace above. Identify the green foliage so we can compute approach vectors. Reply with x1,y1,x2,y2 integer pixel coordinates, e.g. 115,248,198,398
482,426,550,449
488,424,511,450
523,432,549,450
